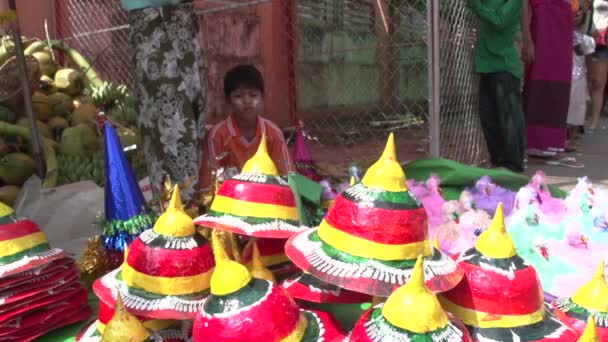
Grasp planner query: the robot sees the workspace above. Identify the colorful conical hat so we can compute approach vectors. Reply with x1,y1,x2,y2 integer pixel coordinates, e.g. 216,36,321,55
94,186,215,319
192,232,345,342
438,203,578,341
102,122,155,253
553,261,608,340
281,272,372,304
285,134,463,296
76,296,186,342
240,237,300,282
0,201,71,277
194,135,306,238
349,255,471,341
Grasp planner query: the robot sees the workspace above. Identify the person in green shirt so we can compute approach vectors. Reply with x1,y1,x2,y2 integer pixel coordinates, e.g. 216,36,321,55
120,0,205,202
468,0,526,173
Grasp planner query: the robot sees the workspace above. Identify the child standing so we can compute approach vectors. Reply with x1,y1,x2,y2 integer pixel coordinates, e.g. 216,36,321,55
199,65,295,190
469,0,526,172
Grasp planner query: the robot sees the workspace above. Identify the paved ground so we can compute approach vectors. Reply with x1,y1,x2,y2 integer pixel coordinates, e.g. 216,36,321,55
526,118,608,191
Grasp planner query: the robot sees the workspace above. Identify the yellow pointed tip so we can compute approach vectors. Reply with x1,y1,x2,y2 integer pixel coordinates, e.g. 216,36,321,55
578,316,599,342
249,239,277,283
572,261,608,311
381,255,449,333
122,245,129,266
241,134,279,175
433,235,441,250
349,176,356,186
257,134,268,154
101,293,150,342
210,231,253,296
594,260,605,279
0,201,14,217
361,133,407,192
152,186,196,237
169,185,182,210
475,202,517,259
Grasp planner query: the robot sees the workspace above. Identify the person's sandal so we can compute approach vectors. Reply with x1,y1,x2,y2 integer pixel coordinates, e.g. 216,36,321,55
545,156,584,168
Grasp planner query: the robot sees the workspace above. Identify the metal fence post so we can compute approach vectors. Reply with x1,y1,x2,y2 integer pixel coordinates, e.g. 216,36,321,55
427,0,440,157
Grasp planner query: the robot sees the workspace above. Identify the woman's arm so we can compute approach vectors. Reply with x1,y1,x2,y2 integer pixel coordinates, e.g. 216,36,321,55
521,0,535,64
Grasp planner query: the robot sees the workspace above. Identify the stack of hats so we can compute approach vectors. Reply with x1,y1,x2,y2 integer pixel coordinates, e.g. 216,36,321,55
286,133,463,297
193,231,345,341
438,203,578,341
349,255,472,341
552,261,608,340
93,186,215,320
0,201,91,341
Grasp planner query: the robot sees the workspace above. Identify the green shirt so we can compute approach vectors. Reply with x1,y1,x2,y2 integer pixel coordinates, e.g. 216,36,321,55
121,0,182,11
469,0,524,79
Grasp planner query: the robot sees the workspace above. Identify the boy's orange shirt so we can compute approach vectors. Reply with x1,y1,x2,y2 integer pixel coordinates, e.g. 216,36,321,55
199,113,295,190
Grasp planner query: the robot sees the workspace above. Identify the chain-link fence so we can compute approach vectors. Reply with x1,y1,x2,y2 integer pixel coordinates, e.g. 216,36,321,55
53,0,487,175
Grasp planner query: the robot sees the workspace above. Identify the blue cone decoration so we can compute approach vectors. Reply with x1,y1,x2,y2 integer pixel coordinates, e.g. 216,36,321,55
102,122,155,252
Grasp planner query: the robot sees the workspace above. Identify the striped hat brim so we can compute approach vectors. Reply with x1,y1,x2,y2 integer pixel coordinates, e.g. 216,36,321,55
0,248,71,278
348,306,472,342
93,268,209,320
552,297,608,339
76,320,187,342
281,272,372,304
285,228,463,297
466,304,578,341
194,213,307,238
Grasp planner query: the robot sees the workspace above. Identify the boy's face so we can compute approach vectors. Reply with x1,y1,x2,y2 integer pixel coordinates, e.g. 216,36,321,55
228,87,263,120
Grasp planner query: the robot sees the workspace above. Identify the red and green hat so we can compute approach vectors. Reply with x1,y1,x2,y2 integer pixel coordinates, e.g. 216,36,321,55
194,135,306,239
0,201,70,278
76,296,187,342
438,203,578,341
552,261,608,340
349,255,472,341
94,186,215,320
281,272,372,304
192,232,345,342
285,134,463,297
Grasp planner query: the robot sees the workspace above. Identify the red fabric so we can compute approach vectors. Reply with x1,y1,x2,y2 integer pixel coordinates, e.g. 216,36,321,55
441,261,543,315
128,237,215,277
324,196,428,245
217,179,297,207
553,305,608,340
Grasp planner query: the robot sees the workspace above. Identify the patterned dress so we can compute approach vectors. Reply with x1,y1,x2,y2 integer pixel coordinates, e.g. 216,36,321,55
128,1,205,201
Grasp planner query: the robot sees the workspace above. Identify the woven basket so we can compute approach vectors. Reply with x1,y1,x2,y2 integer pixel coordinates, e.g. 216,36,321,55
0,54,40,105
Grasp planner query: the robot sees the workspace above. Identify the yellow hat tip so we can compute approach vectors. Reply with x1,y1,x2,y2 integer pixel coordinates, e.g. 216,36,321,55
360,133,407,192
101,293,150,342
169,185,182,210
595,260,605,279
381,132,397,162
241,134,279,175
122,245,129,265
257,134,268,154
250,239,277,283
409,255,425,290
571,261,608,312
433,235,441,250
475,202,517,259
350,176,356,186
0,201,14,217
490,203,506,233
210,231,253,296
578,316,599,342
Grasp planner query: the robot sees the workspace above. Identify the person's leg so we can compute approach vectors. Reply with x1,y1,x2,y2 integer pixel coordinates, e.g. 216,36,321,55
478,73,503,167
588,57,608,130
494,72,526,172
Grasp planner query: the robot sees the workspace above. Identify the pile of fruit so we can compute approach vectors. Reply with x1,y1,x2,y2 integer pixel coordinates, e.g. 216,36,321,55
0,36,147,206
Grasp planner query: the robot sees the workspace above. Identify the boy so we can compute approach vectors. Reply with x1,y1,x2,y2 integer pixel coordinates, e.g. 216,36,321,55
199,65,295,190
469,0,526,172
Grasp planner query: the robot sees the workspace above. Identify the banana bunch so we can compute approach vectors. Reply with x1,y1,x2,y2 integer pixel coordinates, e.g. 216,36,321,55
57,152,105,186
92,82,138,126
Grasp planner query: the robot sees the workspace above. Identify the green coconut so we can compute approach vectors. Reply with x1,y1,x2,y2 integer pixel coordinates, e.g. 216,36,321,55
40,75,57,95
0,185,20,206
47,116,70,131
0,138,9,158
31,92,54,121
16,118,53,139
59,124,99,157
0,152,36,185
71,102,98,127
32,51,58,77
48,92,74,117
0,105,16,123
55,68,84,96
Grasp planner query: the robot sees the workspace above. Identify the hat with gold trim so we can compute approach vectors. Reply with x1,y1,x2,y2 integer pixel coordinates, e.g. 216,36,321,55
438,203,578,341
349,255,471,341
0,201,71,278
285,134,463,296
192,232,345,342
194,135,306,238
553,261,608,340
94,186,215,319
